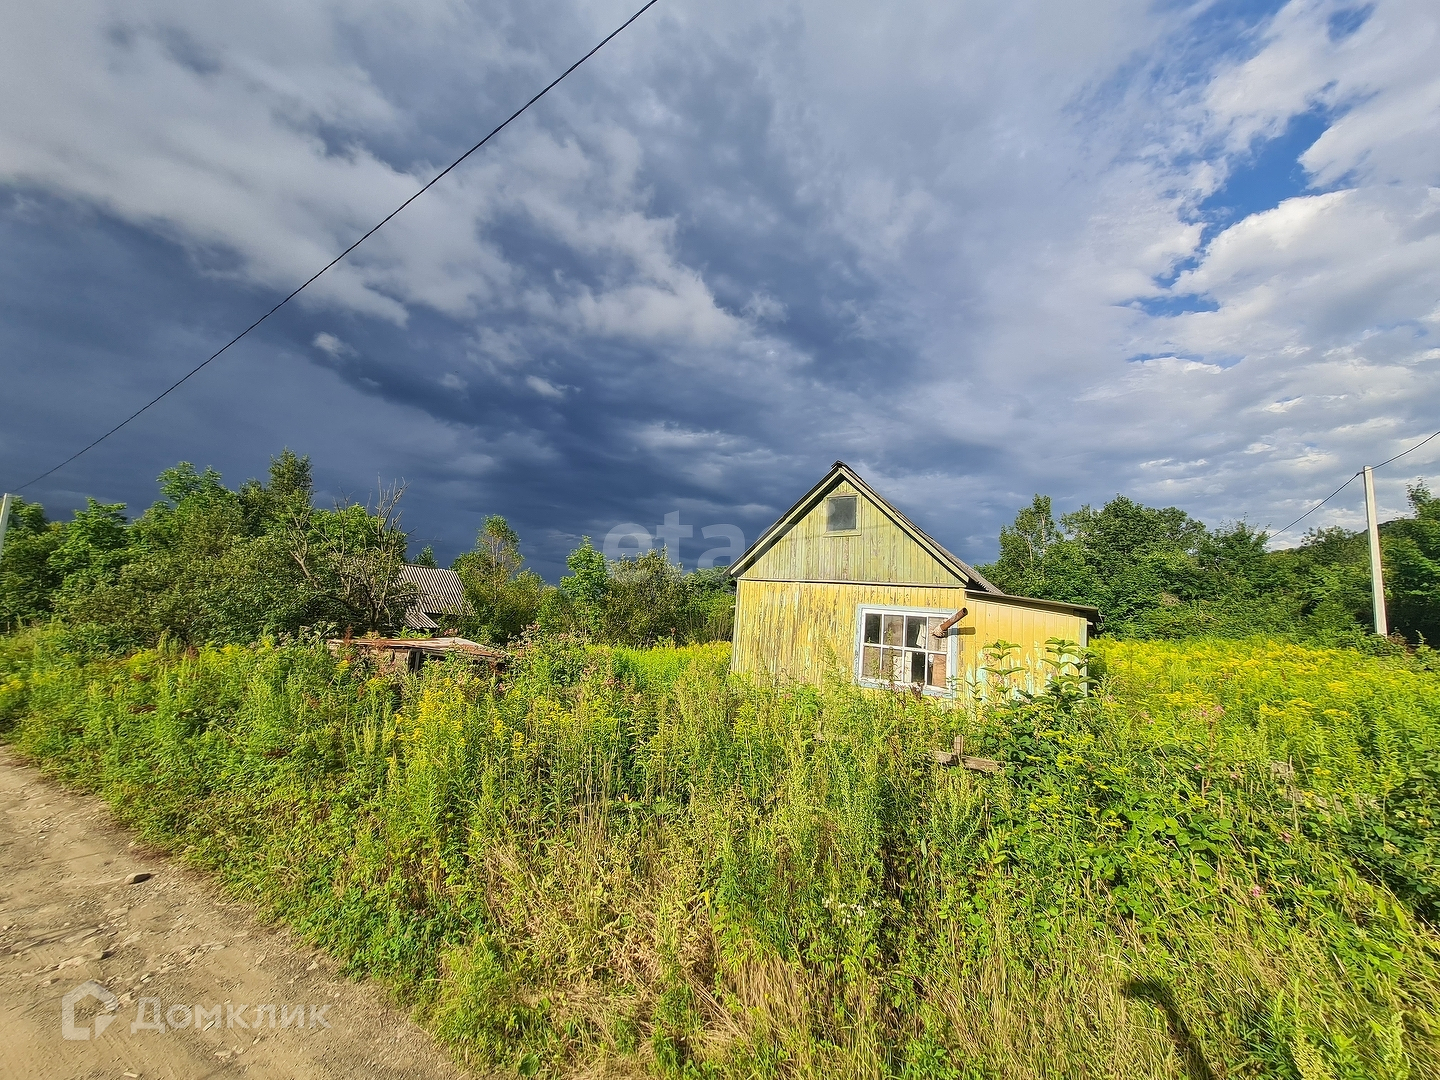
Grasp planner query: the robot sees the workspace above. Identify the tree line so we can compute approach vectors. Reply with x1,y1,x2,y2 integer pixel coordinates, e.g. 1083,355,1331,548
1,448,1435,649
0,450,733,649
977,488,1439,644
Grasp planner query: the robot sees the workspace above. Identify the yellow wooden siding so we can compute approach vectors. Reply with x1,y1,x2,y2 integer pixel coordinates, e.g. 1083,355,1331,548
966,596,1087,695
731,580,1088,693
741,480,963,585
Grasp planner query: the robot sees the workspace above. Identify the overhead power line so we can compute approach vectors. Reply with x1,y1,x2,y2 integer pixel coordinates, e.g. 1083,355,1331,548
1373,427,1440,471
15,0,663,493
1272,426,1440,537
1274,471,1361,537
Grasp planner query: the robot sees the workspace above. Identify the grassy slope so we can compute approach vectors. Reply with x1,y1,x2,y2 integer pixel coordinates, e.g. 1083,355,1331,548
1,630,1437,1079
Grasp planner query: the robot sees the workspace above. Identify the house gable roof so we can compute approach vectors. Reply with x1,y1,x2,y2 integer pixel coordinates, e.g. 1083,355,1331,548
728,461,1003,593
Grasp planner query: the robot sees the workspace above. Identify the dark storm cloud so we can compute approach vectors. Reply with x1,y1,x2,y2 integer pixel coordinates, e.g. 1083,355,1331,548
2,0,1438,579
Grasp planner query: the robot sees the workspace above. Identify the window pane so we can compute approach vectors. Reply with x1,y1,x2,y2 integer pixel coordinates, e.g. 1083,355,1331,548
882,615,903,646
905,615,927,648
909,650,926,684
862,645,882,678
928,616,947,644
927,652,947,688
826,495,857,531
884,648,904,681
863,612,881,644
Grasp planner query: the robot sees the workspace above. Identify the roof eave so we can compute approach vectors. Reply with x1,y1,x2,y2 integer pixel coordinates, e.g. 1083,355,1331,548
965,588,1101,623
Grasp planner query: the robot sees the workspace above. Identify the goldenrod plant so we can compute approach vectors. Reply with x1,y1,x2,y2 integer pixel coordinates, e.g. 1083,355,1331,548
2,629,1436,1078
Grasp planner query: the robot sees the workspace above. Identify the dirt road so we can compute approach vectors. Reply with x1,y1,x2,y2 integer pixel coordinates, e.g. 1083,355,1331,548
0,748,467,1080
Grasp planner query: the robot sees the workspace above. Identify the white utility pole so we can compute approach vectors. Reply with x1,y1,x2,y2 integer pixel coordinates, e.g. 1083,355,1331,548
0,493,13,565
1362,466,1388,637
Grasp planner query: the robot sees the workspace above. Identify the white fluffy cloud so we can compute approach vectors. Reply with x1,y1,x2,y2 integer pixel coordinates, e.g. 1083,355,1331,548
734,0,1440,542
0,0,748,341
1,0,1436,564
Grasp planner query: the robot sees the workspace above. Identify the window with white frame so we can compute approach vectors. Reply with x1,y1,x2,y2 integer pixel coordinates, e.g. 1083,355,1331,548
855,606,957,694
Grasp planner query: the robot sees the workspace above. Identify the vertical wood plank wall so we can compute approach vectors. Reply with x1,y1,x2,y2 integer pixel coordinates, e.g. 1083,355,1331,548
732,579,1087,691
968,596,1087,692
743,481,964,585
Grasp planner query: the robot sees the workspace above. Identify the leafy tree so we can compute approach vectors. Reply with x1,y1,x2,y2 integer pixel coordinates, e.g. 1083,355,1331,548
48,500,132,593
978,490,1421,641
540,540,734,646
983,494,1211,631
550,537,609,638
1271,527,1373,635
453,516,545,644
63,465,254,645
1,453,418,647
1385,482,1440,644
1058,497,1208,627
413,545,438,568
282,489,415,634
992,495,1063,598
605,549,692,645
239,448,313,531
0,499,64,629
685,567,736,642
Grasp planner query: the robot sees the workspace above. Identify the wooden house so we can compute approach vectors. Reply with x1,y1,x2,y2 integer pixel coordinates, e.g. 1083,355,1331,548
728,462,1099,696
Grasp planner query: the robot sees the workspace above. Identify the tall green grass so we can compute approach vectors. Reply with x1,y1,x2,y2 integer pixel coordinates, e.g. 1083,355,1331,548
1,628,1437,1079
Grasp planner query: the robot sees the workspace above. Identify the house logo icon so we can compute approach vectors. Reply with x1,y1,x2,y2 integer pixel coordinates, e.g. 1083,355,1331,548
61,981,119,1041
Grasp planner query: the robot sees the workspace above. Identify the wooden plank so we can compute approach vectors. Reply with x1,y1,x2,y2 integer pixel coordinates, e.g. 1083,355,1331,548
964,596,1086,688
934,736,1001,772
744,480,964,586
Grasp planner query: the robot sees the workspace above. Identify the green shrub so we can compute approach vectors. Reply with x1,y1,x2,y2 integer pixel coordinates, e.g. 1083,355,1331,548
3,629,1437,1078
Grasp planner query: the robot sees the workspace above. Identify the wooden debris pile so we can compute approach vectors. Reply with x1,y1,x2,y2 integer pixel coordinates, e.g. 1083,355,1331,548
328,635,506,674
934,734,1002,774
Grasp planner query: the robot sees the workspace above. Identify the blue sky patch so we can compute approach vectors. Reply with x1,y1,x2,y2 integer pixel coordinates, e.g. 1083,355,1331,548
1328,5,1374,42
1131,294,1220,318
1126,352,1200,363
1200,107,1334,237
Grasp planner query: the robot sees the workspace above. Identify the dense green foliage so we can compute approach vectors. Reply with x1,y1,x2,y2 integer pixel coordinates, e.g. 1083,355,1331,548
453,515,550,643
4,447,1432,652
1384,486,1440,644
979,485,1440,643
0,451,415,645
451,523,735,648
539,540,735,646
3,630,1437,1078
0,453,735,650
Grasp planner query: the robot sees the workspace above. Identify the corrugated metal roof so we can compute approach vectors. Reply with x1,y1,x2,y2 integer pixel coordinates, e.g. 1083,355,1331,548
398,564,470,630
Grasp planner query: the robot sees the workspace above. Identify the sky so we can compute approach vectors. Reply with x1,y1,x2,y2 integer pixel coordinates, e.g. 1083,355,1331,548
1,0,1437,579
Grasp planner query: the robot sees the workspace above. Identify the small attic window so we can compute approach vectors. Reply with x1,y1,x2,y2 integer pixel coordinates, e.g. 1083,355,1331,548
826,495,857,532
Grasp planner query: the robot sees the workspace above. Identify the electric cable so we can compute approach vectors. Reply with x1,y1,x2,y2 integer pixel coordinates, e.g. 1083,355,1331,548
1273,471,1361,537
15,0,662,493
1373,427,1440,472
1271,426,1440,537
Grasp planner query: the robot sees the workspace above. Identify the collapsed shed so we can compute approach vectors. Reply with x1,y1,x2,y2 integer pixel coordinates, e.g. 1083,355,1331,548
329,635,505,674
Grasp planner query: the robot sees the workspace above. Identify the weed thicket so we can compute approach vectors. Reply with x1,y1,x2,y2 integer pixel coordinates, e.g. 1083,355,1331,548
1,629,1437,1079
